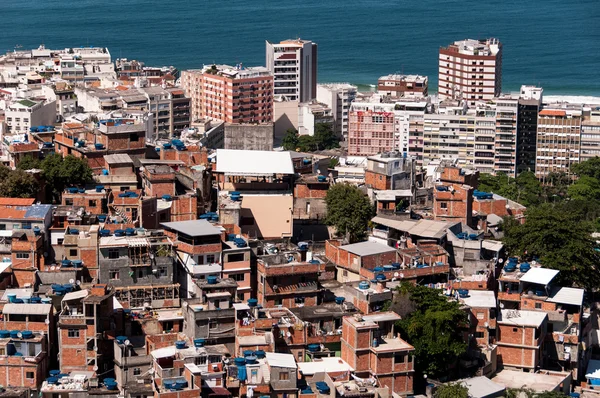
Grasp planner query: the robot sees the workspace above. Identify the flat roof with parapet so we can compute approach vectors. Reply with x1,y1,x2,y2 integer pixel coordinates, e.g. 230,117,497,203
339,240,397,257
298,357,354,375
161,219,222,237
498,309,547,328
215,149,294,176
491,369,569,392
460,290,497,309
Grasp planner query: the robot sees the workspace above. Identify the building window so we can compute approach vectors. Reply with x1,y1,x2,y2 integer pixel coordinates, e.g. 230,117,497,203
130,133,139,142
68,329,80,338
137,269,145,278
26,371,34,379
133,368,141,376
16,252,30,259
275,298,283,306
109,270,120,280
475,331,485,338
440,202,448,209
295,297,305,304
209,320,218,330
231,273,245,282
206,254,216,264
535,302,542,309
227,253,245,263
69,249,78,257
476,312,484,319
89,200,97,207
279,372,289,381
108,248,119,259
159,266,168,277
65,199,73,206
512,328,518,333
394,352,405,364
0,224,4,230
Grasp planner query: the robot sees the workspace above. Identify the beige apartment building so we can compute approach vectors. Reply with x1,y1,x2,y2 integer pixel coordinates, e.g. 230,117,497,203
439,38,502,106
181,64,273,124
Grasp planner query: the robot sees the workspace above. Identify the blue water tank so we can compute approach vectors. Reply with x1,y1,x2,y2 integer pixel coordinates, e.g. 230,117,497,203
6,294,16,303
116,336,128,345
105,381,118,391
317,175,327,182
372,338,379,347
358,281,370,290
49,370,61,377
163,380,175,390
247,298,258,307
373,267,384,272
21,330,33,339
96,185,105,192
95,143,105,150
194,338,205,347
391,262,401,269
69,229,79,235
102,169,109,175
33,227,41,236
335,296,345,305
207,276,217,285
175,341,186,349
47,377,59,385
10,330,19,338
458,289,469,298
245,355,258,364
0,330,9,338
12,298,23,303
504,264,517,272
30,297,41,304
175,380,188,389
234,357,246,366
255,350,266,359
114,229,125,237
376,273,386,281
384,265,394,271
163,143,172,150
308,344,320,352
125,228,135,236
99,229,110,236
162,194,172,201
97,215,107,222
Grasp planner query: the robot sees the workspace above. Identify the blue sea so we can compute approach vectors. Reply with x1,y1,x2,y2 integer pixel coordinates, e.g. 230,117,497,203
1,0,599,95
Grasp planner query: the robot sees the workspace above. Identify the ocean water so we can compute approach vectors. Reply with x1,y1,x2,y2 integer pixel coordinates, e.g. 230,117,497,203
1,0,599,95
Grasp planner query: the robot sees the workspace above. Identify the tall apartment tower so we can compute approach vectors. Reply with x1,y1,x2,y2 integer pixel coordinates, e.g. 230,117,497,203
535,105,582,181
266,39,318,102
180,64,273,124
516,86,543,174
439,38,502,105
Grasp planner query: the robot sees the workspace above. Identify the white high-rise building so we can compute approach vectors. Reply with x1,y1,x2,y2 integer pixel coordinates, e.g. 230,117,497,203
266,39,317,103
438,38,502,106
316,83,357,138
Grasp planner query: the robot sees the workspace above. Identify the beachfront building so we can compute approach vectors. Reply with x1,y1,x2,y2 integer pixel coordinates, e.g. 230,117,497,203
377,74,428,98
438,38,503,105
266,39,318,102
316,83,357,138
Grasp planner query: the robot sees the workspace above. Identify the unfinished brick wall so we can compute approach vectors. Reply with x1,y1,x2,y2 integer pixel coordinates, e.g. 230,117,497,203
365,170,391,190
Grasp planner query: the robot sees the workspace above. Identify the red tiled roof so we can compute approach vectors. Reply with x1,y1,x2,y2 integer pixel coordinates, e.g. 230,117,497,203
539,109,566,117
0,198,35,206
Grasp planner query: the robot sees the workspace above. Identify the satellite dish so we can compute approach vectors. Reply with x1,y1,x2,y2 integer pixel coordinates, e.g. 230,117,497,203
93,365,98,371
499,303,505,309
69,279,75,284
182,301,188,308
45,318,50,325
498,258,504,264
17,332,22,338
50,266,56,271
148,369,155,375
394,272,399,277
124,340,131,346
76,281,81,286
399,273,404,279
93,346,98,352
484,322,489,328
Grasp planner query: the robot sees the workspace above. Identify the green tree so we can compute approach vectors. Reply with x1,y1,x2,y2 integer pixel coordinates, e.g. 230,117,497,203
477,171,543,207
40,154,93,202
503,202,600,290
297,135,317,152
572,156,600,180
393,283,469,379
16,155,41,170
434,383,468,398
328,157,339,168
282,129,299,151
314,123,339,150
567,175,600,201
0,169,39,198
324,183,374,243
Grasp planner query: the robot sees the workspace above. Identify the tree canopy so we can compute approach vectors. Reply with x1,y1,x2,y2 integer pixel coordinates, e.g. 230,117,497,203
478,171,544,207
391,283,469,379
0,166,39,198
434,383,468,398
324,183,373,243
17,154,93,202
503,202,600,290
281,124,339,152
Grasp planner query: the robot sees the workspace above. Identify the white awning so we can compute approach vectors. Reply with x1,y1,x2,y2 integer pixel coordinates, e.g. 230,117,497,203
520,268,559,286
151,346,176,359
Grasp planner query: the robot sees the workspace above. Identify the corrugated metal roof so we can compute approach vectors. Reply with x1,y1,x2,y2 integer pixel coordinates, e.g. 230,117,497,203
62,290,89,302
265,352,297,369
216,149,294,176
372,216,416,231
519,268,559,286
339,241,396,257
104,154,133,164
3,303,52,315
407,219,456,239
548,287,584,307
0,198,35,206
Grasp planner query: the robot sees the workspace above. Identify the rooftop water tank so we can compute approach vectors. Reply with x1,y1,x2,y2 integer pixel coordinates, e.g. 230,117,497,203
105,381,118,391
308,344,321,352
94,143,105,150
0,330,9,338
162,195,172,201
47,377,59,385
458,289,469,298
69,229,79,235
234,357,246,366
21,330,33,339
61,259,72,267
6,294,16,303
255,350,266,359
114,230,125,237
245,355,257,364
175,341,186,349
247,298,258,307
317,175,327,182
175,380,188,390
116,336,128,344
163,143,172,150
33,227,41,236
373,267,384,272
96,185,105,192
358,281,370,290
194,338,205,348
206,276,218,285
9,330,19,338
49,370,61,377
376,273,386,281
519,262,531,272
335,297,345,305
30,297,41,304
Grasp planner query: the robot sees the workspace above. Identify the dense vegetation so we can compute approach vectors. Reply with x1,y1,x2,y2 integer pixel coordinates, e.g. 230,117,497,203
324,183,373,243
18,154,93,202
387,283,469,380
282,123,340,152
478,158,600,290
